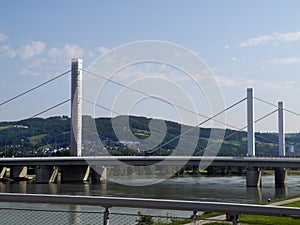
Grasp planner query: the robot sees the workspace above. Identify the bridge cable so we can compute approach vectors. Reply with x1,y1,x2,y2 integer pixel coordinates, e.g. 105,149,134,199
255,109,278,124
225,109,278,140
284,108,300,117
28,99,71,119
253,108,280,145
82,97,191,144
84,95,281,155
82,68,241,130
83,96,245,134
81,75,279,153
83,97,278,155
203,109,279,152
255,96,300,117
82,98,145,147
148,97,247,154
0,70,70,107
254,97,277,108
82,97,245,154
83,97,208,154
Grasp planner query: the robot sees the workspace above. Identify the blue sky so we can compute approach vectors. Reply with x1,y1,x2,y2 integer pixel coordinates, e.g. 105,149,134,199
1,1,300,132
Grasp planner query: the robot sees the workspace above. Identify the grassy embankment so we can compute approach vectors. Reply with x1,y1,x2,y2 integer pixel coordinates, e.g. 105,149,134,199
154,195,300,225
203,195,300,225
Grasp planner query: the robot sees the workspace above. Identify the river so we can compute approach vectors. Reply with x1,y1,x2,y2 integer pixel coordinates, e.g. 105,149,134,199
1,175,300,203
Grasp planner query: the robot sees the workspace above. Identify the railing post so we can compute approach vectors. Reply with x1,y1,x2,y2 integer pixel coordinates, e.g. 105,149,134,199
103,207,110,225
227,213,239,225
232,214,239,225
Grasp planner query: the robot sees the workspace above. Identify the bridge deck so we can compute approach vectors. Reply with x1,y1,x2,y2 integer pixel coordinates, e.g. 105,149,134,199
0,156,299,168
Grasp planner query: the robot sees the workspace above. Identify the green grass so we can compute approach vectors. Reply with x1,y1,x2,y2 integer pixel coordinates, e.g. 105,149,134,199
287,170,300,175
0,125,13,131
171,195,300,225
239,214,300,225
259,194,300,205
28,134,48,145
154,195,300,225
283,200,300,207
204,223,229,225
156,218,193,225
200,212,223,219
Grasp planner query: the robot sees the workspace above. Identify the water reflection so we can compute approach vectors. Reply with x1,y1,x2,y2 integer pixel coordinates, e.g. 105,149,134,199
275,186,288,199
0,175,299,204
246,187,262,202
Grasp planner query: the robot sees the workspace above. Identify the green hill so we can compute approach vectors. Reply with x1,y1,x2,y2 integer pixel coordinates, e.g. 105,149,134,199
0,115,299,157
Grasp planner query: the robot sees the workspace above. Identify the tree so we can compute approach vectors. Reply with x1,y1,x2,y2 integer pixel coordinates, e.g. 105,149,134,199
136,212,154,225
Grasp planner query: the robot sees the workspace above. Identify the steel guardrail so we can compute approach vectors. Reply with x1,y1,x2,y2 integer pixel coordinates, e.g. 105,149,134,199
0,193,299,217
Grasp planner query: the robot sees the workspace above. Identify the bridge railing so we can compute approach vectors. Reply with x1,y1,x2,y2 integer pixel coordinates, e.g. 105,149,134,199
0,193,300,225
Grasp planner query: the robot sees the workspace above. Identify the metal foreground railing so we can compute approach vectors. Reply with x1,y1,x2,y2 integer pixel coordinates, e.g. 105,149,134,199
0,193,300,225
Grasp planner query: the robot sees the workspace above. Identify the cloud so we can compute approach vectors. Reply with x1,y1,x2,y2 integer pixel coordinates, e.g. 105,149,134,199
19,40,46,60
240,35,273,47
0,32,8,42
17,43,85,77
48,44,85,59
94,62,189,83
47,47,61,58
0,45,16,58
224,44,230,50
29,58,49,68
98,46,109,55
269,57,300,65
63,44,84,59
276,31,300,42
113,66,168,80
240,31,300,47
215,75,295,90
20,69,40,76
214,76,238,87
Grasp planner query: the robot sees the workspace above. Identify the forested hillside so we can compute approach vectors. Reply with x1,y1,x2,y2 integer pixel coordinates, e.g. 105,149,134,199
0,115,299,157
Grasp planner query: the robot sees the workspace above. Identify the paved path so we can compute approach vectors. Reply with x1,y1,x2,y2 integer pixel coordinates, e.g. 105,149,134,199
184,214,230,224
269,197,300,206
184,197,300,225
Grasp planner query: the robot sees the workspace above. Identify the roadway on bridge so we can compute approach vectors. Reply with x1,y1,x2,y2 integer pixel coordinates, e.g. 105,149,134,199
0,156,300,168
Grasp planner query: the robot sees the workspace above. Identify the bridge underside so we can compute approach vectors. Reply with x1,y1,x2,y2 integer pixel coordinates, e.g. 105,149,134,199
0,156,297,186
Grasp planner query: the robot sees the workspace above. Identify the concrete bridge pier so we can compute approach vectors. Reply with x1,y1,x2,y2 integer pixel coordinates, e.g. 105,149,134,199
246,167,261,187
275,102,287,188
91,166,107,183
61,166,90,182
35,166,58,183
10,166,27,181
275,168,287,188
0,167,7,179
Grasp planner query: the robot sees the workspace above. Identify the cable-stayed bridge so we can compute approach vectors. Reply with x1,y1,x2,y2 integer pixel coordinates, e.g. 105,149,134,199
0,58,300,187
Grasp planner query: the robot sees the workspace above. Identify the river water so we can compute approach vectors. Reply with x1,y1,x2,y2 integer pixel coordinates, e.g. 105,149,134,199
1,175,300,203
0,175,299,224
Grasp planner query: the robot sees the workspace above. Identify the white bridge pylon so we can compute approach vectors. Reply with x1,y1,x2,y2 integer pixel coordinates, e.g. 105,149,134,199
247,88,285,157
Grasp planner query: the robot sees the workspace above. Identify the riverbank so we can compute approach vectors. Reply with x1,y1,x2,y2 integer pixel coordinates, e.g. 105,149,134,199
183,195,300,225
183,169,300,176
